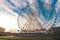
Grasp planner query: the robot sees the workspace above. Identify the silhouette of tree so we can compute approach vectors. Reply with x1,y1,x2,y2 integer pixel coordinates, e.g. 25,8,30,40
0,27,5,32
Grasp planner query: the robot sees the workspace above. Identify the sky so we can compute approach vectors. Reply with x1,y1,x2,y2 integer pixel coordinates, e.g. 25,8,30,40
0,5,19,32
0,0,60,32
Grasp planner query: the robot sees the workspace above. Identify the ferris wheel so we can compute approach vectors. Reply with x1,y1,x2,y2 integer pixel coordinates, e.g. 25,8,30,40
17,2,56,33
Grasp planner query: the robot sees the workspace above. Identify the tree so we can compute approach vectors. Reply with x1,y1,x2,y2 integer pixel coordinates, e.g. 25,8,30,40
0,27,5,32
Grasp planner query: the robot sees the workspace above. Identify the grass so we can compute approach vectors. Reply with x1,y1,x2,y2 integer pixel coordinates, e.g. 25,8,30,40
0,37,45,40
0,38,39,40
0,37,53,40
0,36,60,40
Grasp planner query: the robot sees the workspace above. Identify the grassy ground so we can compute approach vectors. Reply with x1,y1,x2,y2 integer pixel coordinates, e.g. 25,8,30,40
0,36,60,40
0,38,42,40
0,36,52,40
0,38,51,40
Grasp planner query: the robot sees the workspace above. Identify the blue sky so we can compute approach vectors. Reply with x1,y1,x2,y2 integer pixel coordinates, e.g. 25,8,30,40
6,0,60,25
0,0,60,27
